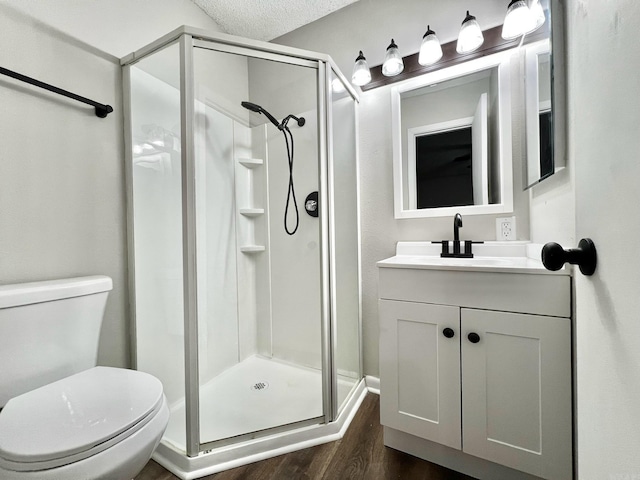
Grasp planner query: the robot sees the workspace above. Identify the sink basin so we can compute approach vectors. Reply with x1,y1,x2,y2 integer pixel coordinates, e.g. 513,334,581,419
377,241,568,275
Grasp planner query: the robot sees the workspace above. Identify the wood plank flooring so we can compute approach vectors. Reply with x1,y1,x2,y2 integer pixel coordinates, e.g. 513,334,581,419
136,394,475,480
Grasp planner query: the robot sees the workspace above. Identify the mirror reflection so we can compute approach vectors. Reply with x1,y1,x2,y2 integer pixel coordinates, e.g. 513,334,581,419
525,40,554,187
403,70,492,210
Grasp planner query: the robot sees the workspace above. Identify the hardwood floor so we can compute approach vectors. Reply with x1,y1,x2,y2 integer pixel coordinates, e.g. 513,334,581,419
136,393,475,480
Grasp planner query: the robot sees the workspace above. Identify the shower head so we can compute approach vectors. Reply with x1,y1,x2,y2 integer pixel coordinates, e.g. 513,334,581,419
241,101,282,130
241,101,261,113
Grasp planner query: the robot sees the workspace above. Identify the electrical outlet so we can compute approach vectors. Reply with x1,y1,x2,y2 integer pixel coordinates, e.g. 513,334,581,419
496,216,516,241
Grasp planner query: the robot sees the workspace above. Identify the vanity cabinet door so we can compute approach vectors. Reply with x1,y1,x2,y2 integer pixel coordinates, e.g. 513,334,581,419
461,308,572,480
379,300,461,449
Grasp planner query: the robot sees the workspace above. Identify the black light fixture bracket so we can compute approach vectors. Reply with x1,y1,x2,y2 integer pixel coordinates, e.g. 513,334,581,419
0,66,113,118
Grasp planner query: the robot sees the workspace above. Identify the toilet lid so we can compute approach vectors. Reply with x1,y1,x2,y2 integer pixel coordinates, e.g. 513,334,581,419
0,367,163,469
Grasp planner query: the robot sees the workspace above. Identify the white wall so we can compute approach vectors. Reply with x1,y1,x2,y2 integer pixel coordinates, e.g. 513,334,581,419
0,2,221,369
0,6,127,368
275,0,532,376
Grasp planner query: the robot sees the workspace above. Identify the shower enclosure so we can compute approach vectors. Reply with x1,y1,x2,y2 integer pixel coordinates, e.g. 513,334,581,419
122,27,362,476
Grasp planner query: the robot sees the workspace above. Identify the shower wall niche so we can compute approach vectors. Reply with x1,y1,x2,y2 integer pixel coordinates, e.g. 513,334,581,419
123,28,362,477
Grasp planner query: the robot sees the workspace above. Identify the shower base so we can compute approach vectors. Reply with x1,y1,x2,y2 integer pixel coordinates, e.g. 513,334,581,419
154,355,365,479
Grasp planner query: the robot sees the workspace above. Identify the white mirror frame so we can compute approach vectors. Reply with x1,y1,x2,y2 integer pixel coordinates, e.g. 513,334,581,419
391,49,514,219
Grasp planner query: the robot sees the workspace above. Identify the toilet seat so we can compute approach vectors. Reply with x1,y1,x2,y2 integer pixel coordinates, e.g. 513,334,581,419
0,367,164,473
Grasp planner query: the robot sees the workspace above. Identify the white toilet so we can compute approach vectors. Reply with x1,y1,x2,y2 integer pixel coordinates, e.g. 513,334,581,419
0,276,169,480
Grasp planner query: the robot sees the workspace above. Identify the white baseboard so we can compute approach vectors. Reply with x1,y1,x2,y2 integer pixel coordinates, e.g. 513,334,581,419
365,375,380,395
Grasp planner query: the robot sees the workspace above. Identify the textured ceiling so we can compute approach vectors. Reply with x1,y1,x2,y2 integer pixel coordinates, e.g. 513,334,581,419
191,0,359,41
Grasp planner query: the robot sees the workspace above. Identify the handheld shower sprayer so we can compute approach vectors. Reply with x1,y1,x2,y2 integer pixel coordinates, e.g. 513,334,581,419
241,100,306,235
241,101,282,130
240,102,305,130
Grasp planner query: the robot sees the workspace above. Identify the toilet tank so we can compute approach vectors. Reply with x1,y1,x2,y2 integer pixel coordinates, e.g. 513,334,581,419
0,276,113,407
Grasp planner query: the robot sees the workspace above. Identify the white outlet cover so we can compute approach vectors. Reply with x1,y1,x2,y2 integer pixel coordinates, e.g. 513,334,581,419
496,216,516,240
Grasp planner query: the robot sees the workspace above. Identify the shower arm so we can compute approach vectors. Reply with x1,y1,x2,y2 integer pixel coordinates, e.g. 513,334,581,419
281,114,306,128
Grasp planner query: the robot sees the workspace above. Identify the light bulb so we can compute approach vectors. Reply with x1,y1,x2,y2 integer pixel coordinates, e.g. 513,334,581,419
351,51,371,86
502,0,536,39
382,39,404,77
457,11,484,54
418,26,443,66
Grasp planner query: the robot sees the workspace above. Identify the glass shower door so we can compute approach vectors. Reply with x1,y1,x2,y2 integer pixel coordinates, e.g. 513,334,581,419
192,43,325,447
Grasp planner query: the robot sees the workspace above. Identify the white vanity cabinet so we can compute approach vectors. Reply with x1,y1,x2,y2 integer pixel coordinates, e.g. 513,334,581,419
378,263,572,480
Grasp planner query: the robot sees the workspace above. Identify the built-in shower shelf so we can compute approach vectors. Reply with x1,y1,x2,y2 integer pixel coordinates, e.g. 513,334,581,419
240,245,266,253
239,208,265,217
238,158,264,169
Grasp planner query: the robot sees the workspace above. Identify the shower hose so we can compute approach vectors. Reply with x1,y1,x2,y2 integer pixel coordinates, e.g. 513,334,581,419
282,126,299,236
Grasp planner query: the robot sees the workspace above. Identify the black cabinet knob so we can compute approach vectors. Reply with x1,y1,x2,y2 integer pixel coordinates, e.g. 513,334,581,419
443,328,455,338
468,332,480,344
542,238,597,276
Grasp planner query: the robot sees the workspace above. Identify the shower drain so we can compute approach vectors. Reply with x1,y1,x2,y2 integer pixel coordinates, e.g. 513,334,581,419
250,381,269,391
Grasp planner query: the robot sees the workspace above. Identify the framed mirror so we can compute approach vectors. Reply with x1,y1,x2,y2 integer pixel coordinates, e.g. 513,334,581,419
525,40,553,187
391,51,514,219
524,0,566,188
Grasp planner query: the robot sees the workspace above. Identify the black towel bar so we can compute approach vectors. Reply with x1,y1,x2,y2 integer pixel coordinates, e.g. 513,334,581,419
0,66,113,118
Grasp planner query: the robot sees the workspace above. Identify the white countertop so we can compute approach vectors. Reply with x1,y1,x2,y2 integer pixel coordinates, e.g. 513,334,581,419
377,241,570,275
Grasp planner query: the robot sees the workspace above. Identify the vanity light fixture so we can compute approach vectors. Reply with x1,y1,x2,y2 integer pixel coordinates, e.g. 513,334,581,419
456,11,485,54
418,25,443,66
351,50,371,86
355,5,548,90
502,0,536,39
382,39,404,76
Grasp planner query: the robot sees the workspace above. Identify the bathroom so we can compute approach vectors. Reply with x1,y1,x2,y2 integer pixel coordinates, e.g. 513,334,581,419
0,0,639,479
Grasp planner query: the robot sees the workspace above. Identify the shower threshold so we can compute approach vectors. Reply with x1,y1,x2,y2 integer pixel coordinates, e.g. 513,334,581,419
153,356,366,479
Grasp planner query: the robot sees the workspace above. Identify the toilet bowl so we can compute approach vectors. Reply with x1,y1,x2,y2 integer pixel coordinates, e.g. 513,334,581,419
0,367,169,480
0,276,170,480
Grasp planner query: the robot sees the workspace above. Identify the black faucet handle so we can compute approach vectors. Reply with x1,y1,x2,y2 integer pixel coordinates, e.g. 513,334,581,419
463,240,484,257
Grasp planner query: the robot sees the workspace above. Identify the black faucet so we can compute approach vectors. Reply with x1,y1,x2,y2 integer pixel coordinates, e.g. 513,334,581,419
432,213,483,258
453,213,463,254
